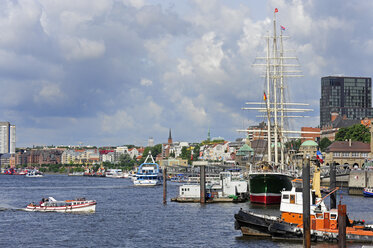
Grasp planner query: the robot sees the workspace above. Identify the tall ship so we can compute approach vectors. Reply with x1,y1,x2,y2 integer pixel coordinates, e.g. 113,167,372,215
133,152,162,186
237,9,316,204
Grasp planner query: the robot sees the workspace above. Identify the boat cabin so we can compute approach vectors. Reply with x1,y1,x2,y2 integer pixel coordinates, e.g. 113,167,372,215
279,179,338,230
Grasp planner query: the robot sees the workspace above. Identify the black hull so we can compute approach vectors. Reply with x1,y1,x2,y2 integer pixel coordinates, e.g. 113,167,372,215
234,209,279,236
234,209,373,243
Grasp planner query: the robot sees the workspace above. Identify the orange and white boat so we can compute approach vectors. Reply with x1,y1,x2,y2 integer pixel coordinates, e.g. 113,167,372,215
25,197,96,213
235,170,373,242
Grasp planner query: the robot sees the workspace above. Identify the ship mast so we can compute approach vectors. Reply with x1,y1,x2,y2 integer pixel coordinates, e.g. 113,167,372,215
238,8,319,169
272,9,279,166
266,35,272,163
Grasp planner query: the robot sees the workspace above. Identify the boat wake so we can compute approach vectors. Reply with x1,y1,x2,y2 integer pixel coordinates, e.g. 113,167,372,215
0,185,133,190
0,204,24,212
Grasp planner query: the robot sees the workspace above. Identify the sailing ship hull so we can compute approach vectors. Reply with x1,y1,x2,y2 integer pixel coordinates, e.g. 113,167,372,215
249,173,292,204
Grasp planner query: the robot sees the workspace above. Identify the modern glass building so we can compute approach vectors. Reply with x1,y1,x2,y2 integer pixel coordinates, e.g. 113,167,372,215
320,76,373,127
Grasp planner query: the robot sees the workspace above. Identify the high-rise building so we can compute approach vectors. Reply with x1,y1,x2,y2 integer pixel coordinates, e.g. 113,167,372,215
147,137,154,147
320,76,373,127
0,122,16,154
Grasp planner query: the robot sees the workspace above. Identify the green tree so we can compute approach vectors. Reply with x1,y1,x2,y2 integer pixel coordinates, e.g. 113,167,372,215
118,154,137,170
139,144,162,164
285,139,302,151
180,146,190,160
193,144,201,161
319,137,332,152
335,124,370,143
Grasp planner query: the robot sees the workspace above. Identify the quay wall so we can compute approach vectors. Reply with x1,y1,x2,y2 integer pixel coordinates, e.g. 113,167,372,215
348,170,373,195
321,170,373,195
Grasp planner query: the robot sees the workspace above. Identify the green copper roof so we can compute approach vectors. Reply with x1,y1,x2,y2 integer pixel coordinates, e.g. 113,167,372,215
237,144,253,155
301,140,318,147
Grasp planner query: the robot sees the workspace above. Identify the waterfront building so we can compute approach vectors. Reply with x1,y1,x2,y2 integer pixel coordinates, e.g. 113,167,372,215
235,144,254,166
320,76,373,128
16,149,63,166
147,137,154,147
320,112,365,141
128,148,139,159
200,141,230,161
0,122,16,154
101,151,115,163
299,140,318,158
324,140,370,168
61,149,99,165
301,127,320,143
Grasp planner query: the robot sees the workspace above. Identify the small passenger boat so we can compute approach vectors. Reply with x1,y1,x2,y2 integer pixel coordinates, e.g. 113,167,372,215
25,170,44,177
25,197,96,213
363,187,373,197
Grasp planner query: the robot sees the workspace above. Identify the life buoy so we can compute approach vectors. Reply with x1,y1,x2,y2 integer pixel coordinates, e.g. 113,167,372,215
330,223,337,229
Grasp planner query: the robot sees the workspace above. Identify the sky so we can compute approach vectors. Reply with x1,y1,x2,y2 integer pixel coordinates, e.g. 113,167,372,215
1,0,373,147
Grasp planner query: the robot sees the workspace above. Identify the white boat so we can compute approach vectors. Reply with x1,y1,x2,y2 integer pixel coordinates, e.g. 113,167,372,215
133,152,162,186
25,197,96,213
105,169,124,178
25,170,44,177
173,172,248,202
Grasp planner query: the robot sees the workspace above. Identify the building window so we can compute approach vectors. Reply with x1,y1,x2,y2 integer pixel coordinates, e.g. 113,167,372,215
351,152,359,157
361,153,368,158
342,152,349,157
333,152,341,157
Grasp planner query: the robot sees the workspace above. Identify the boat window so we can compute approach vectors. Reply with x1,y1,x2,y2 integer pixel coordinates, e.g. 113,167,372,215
290,195,295,204
331,214,337,220
282,194,289,200
316,213,323,219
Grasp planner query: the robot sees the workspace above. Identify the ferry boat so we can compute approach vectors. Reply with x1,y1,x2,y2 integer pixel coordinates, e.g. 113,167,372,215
25,197,96,213
363,187,373,197
235,172,373,242
25,170,44,177
133,152,162,186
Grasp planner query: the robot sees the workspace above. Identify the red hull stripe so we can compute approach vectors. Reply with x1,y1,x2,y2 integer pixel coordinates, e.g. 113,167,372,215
250,195,281,204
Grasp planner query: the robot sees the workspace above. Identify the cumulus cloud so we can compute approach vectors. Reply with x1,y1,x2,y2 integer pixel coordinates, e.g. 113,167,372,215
59,37,106,61
0,0,372,147
140,78,153,86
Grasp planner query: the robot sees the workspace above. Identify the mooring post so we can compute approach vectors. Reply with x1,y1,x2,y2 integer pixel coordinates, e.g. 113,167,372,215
200,164,206,204
163,167,167,204
303,156,311,248
338,204,347,247
330,161,336,209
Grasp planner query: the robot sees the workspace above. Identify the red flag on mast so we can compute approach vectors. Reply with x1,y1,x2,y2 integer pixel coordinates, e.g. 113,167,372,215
263,92,267,101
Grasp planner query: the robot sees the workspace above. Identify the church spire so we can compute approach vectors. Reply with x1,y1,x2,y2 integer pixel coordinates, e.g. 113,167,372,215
168,128,172,144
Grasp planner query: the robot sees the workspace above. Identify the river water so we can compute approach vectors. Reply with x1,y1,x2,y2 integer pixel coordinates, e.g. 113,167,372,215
0,174,371,248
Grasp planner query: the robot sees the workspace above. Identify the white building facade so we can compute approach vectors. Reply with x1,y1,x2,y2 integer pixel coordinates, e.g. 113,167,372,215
0,122,16,154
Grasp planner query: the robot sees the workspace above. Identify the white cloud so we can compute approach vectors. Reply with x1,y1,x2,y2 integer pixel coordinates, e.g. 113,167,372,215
101,110,135,133
121,0,145,9
34,82,65,103
187,32,225,73
59,37,106,60
140,78,153,86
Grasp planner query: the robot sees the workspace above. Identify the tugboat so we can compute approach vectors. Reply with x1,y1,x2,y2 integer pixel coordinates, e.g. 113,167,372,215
25,197,96,213
235,170,373,242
